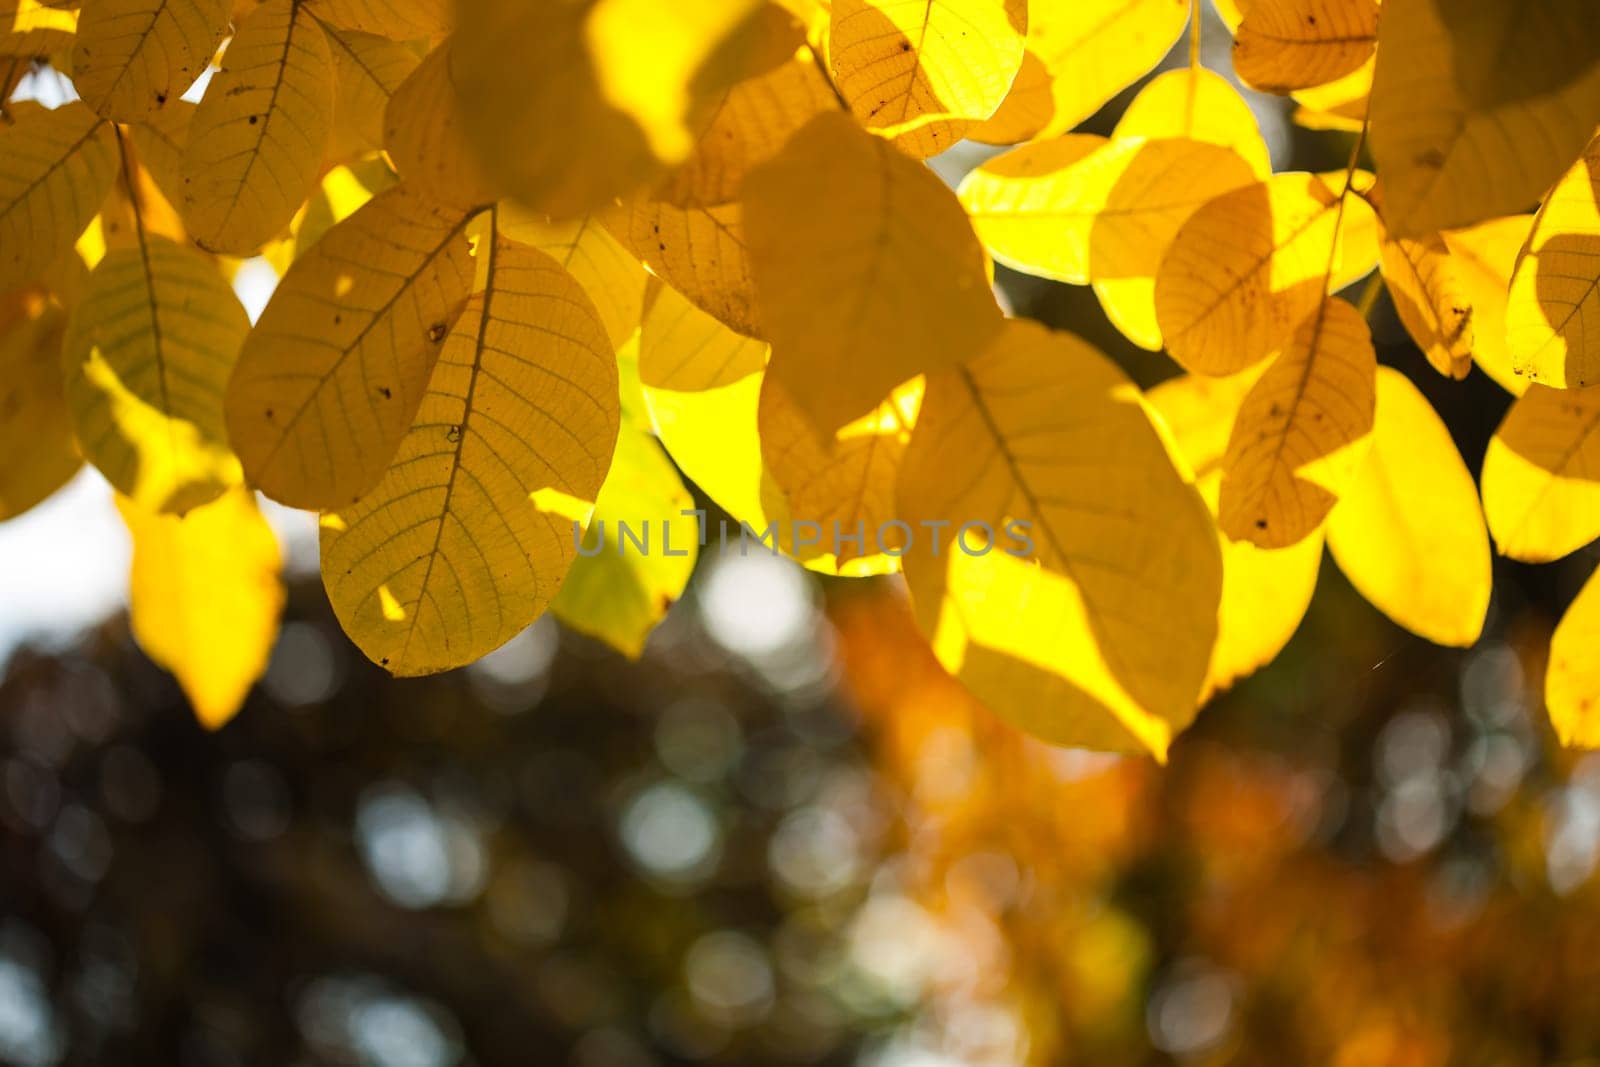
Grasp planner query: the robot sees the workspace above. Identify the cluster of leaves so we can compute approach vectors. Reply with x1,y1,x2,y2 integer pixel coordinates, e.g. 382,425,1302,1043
1,0,1598,755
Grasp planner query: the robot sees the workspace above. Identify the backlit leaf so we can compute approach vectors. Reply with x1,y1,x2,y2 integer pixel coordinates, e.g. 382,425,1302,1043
829,0,1027,157
972,0,1189,145
325,25,420,161
1505,136,1600,390
1441,215,1531,395
118,487,284,730
552,425,697,658
1149,368,1322,695
638,278,766,392
180,0,335,254
320,235,620,675
1113,66,1273,179
1155,170,1377,374
226,185,477,510
1219,296,1376,547
746,112,1002,437
500,206,645,352
615,197,759,338
1369,0,1600,237
0,101,118,294
61,234,251,514
1548,566,1600,749
383,40,493,209
1232,0,1377,95
1377,205,1475,380
70,0,229,121
1480,383,1600,563
305,0,449,42
0,289,79,521
899,319,1222,758
1327,367,1491,646
0,0,76,55
454,0,764,217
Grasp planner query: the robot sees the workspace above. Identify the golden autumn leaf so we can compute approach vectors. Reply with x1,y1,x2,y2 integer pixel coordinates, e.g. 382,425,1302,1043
1369,0,1600,237
745,112,1002,438
1327,367,1490,646
0,289,80,521
972,0,1189,146
180,0,335,254
305,0,450,41
70,0,229,121
1548,566,1600,749
553,425,697,658
614,197,760,338
1505,136,1600,390
829,0,1027,157
1114,66,1273,179
226,186,477,510
383,40,494,209
325,25,420,162
961,136,1257,287
637,278,766,393
1148,368,1323,696
644,370,774,533
0,0,76,56
117,487,284,729
899,319,1222,758
1232,0,1378,95
758,377,919,575
1155,170,1377,375
0,101,119,295
500,206,645,353
1376,206,1475,380
320,234,619,675
1440,215,1531,395
453,0,765,217
61,233,251,514
1219,297,1376,548
1479,383,1600,563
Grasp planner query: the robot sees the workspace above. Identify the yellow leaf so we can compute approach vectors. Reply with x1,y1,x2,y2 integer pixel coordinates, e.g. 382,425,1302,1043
1506,136,1600,390
226,185,477,510
1480,383,1600,563
0,0,76,55
1289,53,1370,130
0,289,80,521
1441,215,1531,395
0,102,119,294
126,97,191,208
383,40,494,209
644,370,775,531
290,156,398,257
1155,170,1377,374
972,0,1189,146
1369,0,1600,237
1548,565,1600,749
1114,66,1273,179
118,487,284,729
320,235,619,675
747,112,1002,436
1376,206,1474,380
70,0,230,121
325,25,420,161
552,425,696,658
963,136,1257,289
758,377,919,575
1326,367,1490,646
454,0,764,217
180,0,335,254
1219,296,1376,547
1148,368,1322,695
61,234,251,514
655,42,839,208
500,205,645,352
1233,0,1377,95
614,198,760,337
899,320,1221,757
304,0,449,41
829,0,1026,157
638,277,766,392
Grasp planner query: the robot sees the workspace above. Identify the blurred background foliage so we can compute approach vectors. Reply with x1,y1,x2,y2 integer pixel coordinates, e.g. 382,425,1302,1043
6,6,1600,1066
